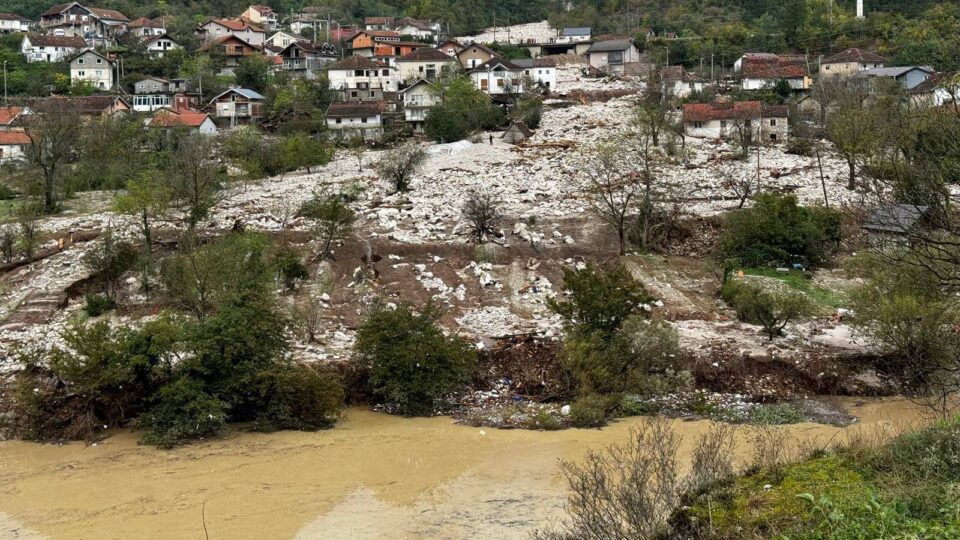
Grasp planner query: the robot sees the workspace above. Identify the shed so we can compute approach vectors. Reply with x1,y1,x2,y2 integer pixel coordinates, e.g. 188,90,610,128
501,122,533,144
863,204,930,238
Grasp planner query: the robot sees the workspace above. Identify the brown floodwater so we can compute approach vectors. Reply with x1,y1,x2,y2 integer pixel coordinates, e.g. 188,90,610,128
0,399,928,540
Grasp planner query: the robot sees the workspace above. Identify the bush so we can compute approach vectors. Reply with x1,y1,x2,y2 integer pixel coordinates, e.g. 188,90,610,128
512,98,543,129
252,363,345,432
139,376,227,449
722,280,813,341
297,189,356,259
374,142,427,193
569,394,614,428
548,263,652,334
353,303,476,416
462,192,502,243
82,230,138,301
83,293,115,316
717,193,841,268
748,402,805,425
0,226,15,263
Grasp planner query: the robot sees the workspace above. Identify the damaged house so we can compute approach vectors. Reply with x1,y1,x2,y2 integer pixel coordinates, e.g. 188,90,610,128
682,101,789,143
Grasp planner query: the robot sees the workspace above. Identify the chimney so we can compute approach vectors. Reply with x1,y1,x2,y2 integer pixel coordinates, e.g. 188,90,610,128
857,0,864,18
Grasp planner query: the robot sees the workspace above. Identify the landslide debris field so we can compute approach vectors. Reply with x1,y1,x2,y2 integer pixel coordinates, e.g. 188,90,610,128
0,85,882,427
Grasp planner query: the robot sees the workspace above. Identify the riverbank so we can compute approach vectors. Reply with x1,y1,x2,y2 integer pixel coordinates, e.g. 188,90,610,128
0,400,926,540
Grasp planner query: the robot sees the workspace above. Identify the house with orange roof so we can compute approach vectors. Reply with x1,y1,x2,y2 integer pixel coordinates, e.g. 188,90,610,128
0,106,31,131
0,131,30,164
126,17,165,39
737,53,811,90
147,109,217,135
39,2,128,38
682,101,789,142
199,34,263,70
196,17,265,47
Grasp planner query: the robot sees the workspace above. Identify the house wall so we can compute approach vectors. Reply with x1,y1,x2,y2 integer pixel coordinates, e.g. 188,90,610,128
326,114,384,140
900,70,932,90
458,46,493,69
588,46,639,74
820,60,882,78
200,22,264,46
684,116,789,142
147,39,180,58
0,19,28,33
670,80,703,98
742,76,810,90
21,38,81,62
523,66,556,90
0,143,26,164
327,68,398,92
71,53,113,89
402,84,438,131
396,59,456,83
470,69,524,95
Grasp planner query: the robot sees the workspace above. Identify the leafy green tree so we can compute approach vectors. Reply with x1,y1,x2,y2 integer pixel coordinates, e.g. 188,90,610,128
548,263,652,335
718,193,840,268
82,230,138,302
234,55,271,93
297,189,356,259
722,280,813,341
280,133,334,173
164,132,223,229
374,141,427,193
353,303,476,416
114,172,171,257
425,77,504,142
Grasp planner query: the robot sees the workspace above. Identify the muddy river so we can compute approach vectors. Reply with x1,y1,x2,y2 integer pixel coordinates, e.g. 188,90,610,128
0,399,926,540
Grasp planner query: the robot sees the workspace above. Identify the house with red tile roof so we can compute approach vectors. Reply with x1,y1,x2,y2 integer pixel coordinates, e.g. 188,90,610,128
199,34,263,70
20,33,86,62
196,17,265,47
147,109,217,135
0,131,30,164
240,5,278,30
682,100,789,142
325,101,387,140
738,53,811,91
0,106,30,130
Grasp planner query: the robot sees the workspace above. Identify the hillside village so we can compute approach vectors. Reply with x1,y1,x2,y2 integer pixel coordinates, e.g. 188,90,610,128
1,0,960,537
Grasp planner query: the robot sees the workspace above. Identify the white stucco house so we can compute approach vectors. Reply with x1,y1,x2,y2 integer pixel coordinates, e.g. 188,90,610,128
585,39,641,75
325,55,399,94
69,49,115,90
0,13,31,33
21,33,86,62
514,57,558,91
468,57,526,95
325,101,386,140
395,47,458,84
682,101,789,143
399,79,439,133
144,34,182,59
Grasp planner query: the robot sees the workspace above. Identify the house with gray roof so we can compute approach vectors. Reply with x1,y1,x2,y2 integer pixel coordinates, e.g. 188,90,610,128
859,66,934,90
863,204,931,243
207,88,265,126
559,27,591,43
585,39,640,74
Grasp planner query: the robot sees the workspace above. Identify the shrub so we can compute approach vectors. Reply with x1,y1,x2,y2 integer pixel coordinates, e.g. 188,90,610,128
527,410,564,430
82,230,138,301
353,303,476,416
512,97,543,129
548,263,652,335
374,141,427,193
83,293,115,316
462,192,502,243
748,402,805,425
0,226,16,263
139,376,227,449
722,280,813,340
569,394,614,428
252,363,345,432
271,244,309,291
297,189,356,259
717,193,841,268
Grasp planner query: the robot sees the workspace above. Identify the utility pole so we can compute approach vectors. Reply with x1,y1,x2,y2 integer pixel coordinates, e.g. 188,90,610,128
710,52,714,81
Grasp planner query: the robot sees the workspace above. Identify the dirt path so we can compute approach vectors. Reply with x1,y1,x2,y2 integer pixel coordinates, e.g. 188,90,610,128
0,400,925,540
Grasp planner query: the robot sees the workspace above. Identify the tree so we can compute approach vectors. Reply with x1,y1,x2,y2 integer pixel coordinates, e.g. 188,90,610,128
461,192,502,243
424,76,504,142
718,193,841,268
164,133,223,230
297,189,356,259
20,98,81,213
722,280,813,341
584,144,642,256
375,141,427,193
114,172,171,257
634,70,675,147
280,133,333,174
16,203,41,261
548,263,651,335
827,85,880,190
347,136,366,172
82,229,138,302
511,97,543,129
234,55,271,93
353,303,476,416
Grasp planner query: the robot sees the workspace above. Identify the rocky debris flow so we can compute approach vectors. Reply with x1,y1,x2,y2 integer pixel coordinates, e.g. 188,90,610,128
554,65,643,93
457,20,555,45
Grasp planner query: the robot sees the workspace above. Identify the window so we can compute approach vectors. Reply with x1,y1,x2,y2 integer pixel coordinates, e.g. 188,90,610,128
350,91,358,98
78,70,85,76
608,50,623,64
96,58,102,64
382,69,388,76
694,121,703,128
720,120,727,128
480,79,488,89
355,69,363,76
369,91,375,97
361,117,367,123
770,119,777,126
770,134,777,141
335,118,341,124
77,58,83,64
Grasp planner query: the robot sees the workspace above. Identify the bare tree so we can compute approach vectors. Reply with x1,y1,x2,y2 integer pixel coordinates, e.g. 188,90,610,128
20,99,81,213
347,136,366,172
584,144,641,256
461,192,502,243
633,69,675,147
374,141,427,193
297,189,356,260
